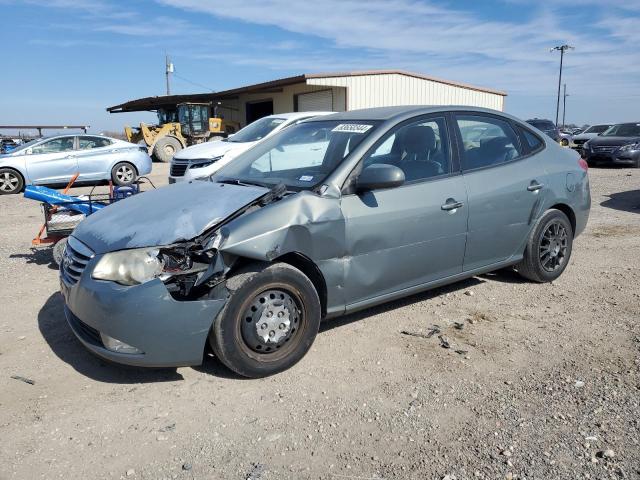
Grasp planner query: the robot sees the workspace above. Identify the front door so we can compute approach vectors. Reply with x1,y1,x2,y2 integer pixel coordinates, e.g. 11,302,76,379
25,137,78,184
341,115,468,306
453,113,548,271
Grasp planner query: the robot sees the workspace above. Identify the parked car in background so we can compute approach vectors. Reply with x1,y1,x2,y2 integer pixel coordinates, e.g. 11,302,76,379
0,138,22,154
570,124,613,153
169,112,333,183
0,134,152,195
60,106,590,378
558,131,572,147
526,118,561,143
582,123,640,167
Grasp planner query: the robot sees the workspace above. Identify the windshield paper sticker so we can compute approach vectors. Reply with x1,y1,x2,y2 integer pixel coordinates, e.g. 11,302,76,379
299,175,314,182
332,124,373,134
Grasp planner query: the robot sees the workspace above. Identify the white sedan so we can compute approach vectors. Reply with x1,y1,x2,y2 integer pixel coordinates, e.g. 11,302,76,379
0,134,152,194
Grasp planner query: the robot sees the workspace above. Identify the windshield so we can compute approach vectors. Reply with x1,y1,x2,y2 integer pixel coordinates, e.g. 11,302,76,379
227,116,287,143
584,125,609,134
215,120,379,190
601,123,640,137
6,138,41,153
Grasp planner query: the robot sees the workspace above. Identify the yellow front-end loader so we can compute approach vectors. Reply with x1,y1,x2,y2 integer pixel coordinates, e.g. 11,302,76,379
124,103,240,162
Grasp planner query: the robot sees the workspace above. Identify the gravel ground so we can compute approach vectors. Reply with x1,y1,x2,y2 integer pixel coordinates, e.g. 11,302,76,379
0,164,638,480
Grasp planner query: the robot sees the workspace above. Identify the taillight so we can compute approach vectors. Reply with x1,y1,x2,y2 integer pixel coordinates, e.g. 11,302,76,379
578,158,588,172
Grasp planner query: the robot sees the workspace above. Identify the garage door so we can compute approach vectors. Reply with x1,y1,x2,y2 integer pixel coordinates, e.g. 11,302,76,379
297,90,334,112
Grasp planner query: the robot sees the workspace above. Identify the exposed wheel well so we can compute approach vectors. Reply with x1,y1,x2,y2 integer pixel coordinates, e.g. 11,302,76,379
550,203,576,234
274,252,328,318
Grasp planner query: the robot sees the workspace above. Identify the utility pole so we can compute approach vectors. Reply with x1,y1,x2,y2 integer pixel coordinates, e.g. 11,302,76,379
562,84,569,129
165,53,174,96
550,44,574,127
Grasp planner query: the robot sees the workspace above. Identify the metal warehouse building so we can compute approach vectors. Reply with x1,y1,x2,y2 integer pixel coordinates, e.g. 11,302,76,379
108,70,506,126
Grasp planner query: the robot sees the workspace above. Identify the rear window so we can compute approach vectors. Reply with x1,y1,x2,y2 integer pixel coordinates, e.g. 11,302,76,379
519,127,544,151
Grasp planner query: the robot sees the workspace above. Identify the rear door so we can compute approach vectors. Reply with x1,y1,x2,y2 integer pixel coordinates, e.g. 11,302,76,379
341,115,468,305
454,113,548,271
76,136,115,180
25,137,78,184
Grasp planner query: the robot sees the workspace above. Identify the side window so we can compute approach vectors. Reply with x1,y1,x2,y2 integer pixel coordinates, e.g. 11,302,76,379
31,137,75,154
363,117,450,182
518,128,544,151
456,115,522,170
78,136,112,150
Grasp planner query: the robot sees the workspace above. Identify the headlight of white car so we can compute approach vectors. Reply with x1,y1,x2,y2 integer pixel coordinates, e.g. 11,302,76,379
189,155,223,170
92,247,165,285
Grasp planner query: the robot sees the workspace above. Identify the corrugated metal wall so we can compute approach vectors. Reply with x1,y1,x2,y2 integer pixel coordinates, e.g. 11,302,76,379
307,73,504,111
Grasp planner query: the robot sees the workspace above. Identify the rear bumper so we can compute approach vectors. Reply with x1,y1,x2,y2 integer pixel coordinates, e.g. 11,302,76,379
61,264,226,367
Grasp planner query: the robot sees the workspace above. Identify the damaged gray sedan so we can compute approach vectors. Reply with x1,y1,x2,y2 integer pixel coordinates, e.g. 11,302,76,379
60,106,590,378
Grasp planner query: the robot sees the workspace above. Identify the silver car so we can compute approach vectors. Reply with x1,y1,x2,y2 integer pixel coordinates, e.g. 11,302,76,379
0,134,152,194
60,106,590,378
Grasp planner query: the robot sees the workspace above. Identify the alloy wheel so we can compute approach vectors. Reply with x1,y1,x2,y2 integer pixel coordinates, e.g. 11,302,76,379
0,171,20,193
116,165,134,183
539,220,569,272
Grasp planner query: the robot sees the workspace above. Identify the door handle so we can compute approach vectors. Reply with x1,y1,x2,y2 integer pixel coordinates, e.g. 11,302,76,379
441,199,464,211
527,181,544,192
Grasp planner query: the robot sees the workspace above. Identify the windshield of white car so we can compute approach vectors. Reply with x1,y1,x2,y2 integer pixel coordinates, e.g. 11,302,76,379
601,123,640,137
7,138,42,153
226,117,287,143
214,120,380,190
584,125,610,134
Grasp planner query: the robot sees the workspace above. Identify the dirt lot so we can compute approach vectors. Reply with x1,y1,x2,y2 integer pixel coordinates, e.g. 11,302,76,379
0,164,638,480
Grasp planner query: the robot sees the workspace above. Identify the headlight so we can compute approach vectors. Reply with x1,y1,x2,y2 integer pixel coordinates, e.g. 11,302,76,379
92,247,164,285
619,143,640,152
189,155,223,169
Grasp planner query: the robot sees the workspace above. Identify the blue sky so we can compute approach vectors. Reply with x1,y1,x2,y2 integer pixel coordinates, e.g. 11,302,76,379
1,0,639,134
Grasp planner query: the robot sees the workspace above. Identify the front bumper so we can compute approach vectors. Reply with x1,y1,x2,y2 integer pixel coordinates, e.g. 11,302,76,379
583,149,640,166
168,175,186,184
60,262,226,367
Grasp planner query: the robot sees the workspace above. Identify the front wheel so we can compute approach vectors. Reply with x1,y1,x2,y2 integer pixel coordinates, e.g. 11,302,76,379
0,168,24,195
560,138,569,147
209,262,321,378
153,136,182,162
516,209,573,283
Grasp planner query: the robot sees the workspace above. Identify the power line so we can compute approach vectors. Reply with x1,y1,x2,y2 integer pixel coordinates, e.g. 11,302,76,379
172,72,216,92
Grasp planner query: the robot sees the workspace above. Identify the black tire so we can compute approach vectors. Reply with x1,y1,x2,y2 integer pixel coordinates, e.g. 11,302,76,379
111,162,137,186
209,262,321,378
0,168,24,195
52,237,68,267
153,136,182,163
560,138,569,147
516,209,573,283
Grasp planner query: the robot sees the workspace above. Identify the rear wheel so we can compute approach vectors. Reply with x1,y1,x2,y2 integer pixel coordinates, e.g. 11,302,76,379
209,262,321,378
560,138,569,147
111,162,137,186
0,168,24,195
516,209,573,283
153,136,182,163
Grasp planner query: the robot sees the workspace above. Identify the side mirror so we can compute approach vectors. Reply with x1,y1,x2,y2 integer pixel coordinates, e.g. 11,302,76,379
356,164,405,192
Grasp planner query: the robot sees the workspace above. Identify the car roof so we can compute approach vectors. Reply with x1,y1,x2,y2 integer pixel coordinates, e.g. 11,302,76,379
265,111,334,120
307,105,519,123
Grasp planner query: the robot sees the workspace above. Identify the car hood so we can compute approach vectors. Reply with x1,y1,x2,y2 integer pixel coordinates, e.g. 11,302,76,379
572,133,598,141
72,181,270,254
173,140,255,160
588,136,640,146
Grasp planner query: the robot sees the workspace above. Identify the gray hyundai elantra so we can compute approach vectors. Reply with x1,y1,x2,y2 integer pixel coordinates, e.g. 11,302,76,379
59,106,591,377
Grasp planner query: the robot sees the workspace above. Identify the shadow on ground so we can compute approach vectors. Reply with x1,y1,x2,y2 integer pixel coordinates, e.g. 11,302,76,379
601,189,640,213
9,248,58,270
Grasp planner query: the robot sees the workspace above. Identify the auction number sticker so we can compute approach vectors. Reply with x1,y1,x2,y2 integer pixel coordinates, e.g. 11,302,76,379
332,124,373,134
